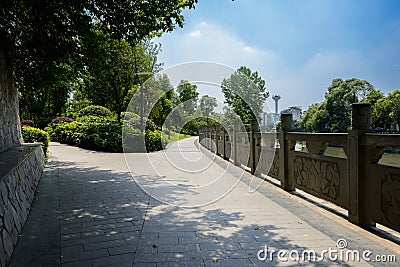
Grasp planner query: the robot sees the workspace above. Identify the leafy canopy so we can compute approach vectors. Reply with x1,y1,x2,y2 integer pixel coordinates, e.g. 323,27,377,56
0,0,197,122
302,78,374,132
199,95,218,118
221,66,268,127
177,80,199,115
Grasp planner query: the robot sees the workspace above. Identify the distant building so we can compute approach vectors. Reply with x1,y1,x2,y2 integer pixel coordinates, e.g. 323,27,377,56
280,106,302,121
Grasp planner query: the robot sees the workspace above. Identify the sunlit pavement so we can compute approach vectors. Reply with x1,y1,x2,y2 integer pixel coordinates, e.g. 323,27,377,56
10,138,400,266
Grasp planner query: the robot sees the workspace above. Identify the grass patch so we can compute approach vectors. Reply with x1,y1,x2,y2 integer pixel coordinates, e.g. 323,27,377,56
162,130,193,143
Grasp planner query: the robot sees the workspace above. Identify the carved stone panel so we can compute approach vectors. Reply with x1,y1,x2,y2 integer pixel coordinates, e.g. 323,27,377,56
294,156,340,200
268,150,280,178
381,173,400,228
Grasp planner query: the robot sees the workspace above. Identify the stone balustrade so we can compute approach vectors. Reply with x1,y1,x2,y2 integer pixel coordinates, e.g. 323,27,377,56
198,103,400,233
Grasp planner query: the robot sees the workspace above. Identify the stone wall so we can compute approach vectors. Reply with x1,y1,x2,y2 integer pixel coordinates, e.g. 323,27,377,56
0,144,45,266
0,46,23,153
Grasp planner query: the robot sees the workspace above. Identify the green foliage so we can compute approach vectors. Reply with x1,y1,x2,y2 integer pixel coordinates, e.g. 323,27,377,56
47,112,165,152
80,32,161,120
181,118,200,136
51,116,74,123
177,80,199,115
301,78,375,132
2,0,197,126
221,66,268,127
144,130,167,152
78,105,113,117
46,116,121,152
199,95,218,118
373,89,400,129
21,126,50,155
301,103,329,132
146,75,177,127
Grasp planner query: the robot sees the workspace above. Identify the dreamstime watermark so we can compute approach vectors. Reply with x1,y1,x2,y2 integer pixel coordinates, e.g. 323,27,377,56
257,238,397,263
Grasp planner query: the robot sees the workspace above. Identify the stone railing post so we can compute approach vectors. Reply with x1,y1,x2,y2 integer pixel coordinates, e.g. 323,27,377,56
198,127,203,143
222,126,227,160
280,114,295,191
250,119,260,175
214,125,218,154
348,103,375,227
233,121,240,166
207,126,211,150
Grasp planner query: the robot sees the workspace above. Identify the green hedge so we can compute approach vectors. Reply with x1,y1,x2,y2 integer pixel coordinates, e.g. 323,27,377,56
21,126,50,155
45,116,122,152
78,105,113,117
46,114,166,152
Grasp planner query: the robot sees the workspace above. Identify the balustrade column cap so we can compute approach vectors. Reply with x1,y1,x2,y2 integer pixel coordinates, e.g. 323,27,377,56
250,119,260,132
351,103,372,130
281,113,293,131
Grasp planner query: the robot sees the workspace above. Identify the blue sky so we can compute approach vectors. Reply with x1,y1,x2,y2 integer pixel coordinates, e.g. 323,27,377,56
156,0,400,112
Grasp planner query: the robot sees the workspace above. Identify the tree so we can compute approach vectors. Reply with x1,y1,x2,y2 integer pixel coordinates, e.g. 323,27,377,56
147,74,177,128
221,66,268,127
373,90,400,129
199,95,218,122
0,0,197,149
176,80,199,115
301,103,329,132
79,28,161,121
302,78,375,133
362,88,385,128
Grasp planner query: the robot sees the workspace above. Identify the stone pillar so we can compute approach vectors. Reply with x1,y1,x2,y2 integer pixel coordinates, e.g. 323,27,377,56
250,120,260,175
214,125,218,154
207,127,211,150
280,114,295,191
233,121,240,166
221,126,227,160
348,103,375,227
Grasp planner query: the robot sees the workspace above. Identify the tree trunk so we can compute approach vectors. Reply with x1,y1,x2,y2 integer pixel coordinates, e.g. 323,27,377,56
0,45,23,152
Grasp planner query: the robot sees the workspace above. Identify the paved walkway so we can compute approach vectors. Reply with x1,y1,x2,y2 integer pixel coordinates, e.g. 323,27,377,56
9,138,400,266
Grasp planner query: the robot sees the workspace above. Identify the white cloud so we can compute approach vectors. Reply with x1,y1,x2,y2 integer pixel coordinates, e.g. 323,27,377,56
189,30,202,37
157,22,394,112
243,46,253,53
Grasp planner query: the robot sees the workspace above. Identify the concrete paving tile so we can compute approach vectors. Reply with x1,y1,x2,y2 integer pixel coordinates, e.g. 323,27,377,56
61,248,109,263
157,243,198,253
134,252,182,263
107,245,136,255
204,258,253,267
179,236,219,244
84,239,126,251
136,245,158,254
62,259,93,267
92,253,134,267
159,260,206,267
199,242,241,251
249,257,301,266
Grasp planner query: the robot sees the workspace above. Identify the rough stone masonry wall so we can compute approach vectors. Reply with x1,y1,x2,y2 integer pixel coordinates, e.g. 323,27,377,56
0,46,23,153
0,144,45,266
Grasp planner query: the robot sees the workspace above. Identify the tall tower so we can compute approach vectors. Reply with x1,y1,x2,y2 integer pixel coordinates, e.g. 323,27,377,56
272,95,281,115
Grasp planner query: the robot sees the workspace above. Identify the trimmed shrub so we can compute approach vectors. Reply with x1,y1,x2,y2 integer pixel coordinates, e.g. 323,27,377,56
145,130,167,152
46,116,122,152
78,105,113,117
21,126,50,155
78,116,122,152
46,114,166,153
20,119,35,127
51,116,74,123
121,112,140,121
